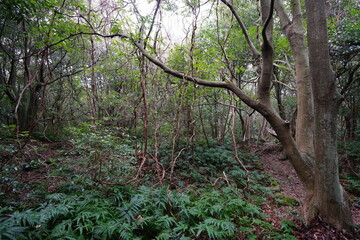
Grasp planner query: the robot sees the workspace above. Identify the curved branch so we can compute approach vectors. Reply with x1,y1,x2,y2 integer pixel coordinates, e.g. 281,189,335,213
131,40,260,110
145,0,162,45
258,0,275,103
274,1,291,32
262,0,275,49
220,0,260,60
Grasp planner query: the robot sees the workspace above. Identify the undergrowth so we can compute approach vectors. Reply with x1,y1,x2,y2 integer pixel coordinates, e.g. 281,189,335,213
0,185,296,240
0,125,298,239
339,128,360,196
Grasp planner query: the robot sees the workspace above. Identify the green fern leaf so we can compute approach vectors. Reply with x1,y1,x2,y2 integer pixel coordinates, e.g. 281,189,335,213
0,217,26,240
156,215,176,229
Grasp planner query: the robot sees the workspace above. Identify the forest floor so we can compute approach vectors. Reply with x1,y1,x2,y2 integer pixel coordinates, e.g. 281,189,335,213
2,140,359,239
252,142,360,239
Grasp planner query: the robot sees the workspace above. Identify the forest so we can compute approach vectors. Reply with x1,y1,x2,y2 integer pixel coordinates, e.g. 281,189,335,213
0,0,359,239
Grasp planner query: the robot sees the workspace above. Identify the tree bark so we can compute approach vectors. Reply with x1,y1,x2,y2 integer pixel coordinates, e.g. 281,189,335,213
275,0,316,222
275,0,315,158
305,0,352,229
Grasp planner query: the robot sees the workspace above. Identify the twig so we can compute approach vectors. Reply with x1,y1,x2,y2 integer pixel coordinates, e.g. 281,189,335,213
98,153,148,186
220,0,260,60
230,95,250,192
213,171,231,186
169,147,187,184
147,151,166,184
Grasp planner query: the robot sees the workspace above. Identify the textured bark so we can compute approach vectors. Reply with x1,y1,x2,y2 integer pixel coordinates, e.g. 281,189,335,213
305,0,352,229
275,0,315,158
275,0,316,222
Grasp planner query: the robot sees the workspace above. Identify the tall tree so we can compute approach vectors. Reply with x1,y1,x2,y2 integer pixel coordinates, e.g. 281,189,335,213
305,0,352,228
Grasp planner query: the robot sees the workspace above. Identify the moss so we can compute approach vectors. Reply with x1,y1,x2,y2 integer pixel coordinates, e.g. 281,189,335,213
269,179,282,192
254,162,264,170
275,194,299,206
270,179,280,186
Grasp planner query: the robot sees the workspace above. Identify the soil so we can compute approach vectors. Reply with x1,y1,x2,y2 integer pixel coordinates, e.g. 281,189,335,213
252,142,360,239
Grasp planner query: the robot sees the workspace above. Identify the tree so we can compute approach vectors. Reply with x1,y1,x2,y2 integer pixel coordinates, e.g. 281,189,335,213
0,0,87,133
305,0,352,228
102,0,354,230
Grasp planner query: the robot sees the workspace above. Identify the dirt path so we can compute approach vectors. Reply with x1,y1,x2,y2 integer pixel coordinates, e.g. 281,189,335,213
253,143,360,229
256,143,305,202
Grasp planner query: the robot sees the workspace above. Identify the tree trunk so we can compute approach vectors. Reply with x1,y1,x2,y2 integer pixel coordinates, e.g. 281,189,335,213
275,0,315,158
305,0,352,229
275,0,316,222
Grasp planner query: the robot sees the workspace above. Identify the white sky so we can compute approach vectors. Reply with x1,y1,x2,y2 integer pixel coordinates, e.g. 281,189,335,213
136,0,213,44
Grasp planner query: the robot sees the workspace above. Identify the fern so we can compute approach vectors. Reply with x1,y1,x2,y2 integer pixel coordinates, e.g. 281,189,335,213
38,203,72,224
74,211,95,235
155,231,172,240
0,217,26,240
137,215,155,228
118,195,144,224
204,218,236,233
108,187,126,205
0,180,297,239
45,192,67,202
12,210,40,227
156,215,176,229
194,222,224,239
193,218,236,239
47,219,76,239
94,221,135,240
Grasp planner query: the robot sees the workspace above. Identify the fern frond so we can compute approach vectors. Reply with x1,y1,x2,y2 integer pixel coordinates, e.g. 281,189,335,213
45,193,67,202
155,231,172,240
193,217,236,240
12,210,40,227
156,215,176,229
137,216,155,228
118,195,144,224
0,217,26,240
204,217,235,233
47,219,75,239
39,203,72,223
95,221,135,240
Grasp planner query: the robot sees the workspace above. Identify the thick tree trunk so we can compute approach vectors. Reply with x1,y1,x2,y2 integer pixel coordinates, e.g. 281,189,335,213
275,0,316,222
305,0,352,229
276,0,315,158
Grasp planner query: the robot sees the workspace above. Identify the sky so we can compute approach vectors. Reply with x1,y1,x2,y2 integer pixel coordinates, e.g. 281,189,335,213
135,0,213,44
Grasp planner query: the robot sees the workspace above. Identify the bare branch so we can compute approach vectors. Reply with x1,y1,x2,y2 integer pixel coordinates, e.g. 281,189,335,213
220,0,260,60
230,96,249,191
340,63,360,96
272,75,296,91
131,40,261,111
